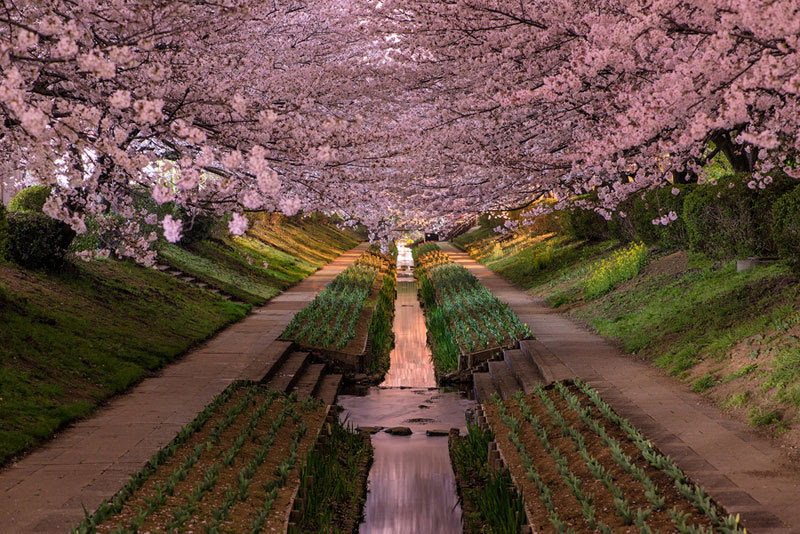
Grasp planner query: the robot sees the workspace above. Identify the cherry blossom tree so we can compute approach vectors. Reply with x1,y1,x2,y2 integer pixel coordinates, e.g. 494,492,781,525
1,0,798,257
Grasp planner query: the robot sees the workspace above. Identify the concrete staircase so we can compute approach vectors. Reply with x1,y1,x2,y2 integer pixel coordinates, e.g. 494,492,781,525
472,339,573,403
240,341,343,405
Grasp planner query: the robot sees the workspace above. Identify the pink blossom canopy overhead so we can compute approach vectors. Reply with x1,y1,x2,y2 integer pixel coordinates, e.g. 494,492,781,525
2,0,799,260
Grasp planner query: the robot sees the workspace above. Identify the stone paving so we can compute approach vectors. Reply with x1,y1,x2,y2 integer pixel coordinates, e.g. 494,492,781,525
440,242,800,534
0,243,367,534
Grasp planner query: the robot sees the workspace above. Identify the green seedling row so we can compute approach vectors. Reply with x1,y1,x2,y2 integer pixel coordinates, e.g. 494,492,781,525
489,383,747,534
414,245,531,372
72,386,325,534
283,250,389,351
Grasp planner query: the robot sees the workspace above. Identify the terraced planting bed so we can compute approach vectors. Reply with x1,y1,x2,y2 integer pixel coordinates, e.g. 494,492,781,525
289,410,373,532
281,249,396,377
72,383,327,534
414,243,531,374
484,380,747,534
450,424,527,533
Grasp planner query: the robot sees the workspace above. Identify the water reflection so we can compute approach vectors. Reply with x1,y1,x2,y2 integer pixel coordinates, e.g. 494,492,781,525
338,243,474,534
380,281,436,388
339,389,472,534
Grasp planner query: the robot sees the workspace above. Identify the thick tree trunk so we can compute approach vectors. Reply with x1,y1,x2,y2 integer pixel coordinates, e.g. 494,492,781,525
711,131,757,173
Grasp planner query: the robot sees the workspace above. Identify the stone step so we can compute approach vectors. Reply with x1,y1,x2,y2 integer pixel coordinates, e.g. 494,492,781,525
473,372,498,404
315,373,343,405
520,339,573,384
292,363,326,398
265,351,310,392
240,340,293,382
488,360,522,400
503,349,544,394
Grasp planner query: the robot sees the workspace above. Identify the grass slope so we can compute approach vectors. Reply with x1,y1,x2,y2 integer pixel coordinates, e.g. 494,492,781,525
0,215,358,466
457,227,800,438
159,216,359,305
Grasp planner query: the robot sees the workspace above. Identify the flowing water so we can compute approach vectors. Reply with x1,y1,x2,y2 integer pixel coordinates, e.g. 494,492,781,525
338,244,475,533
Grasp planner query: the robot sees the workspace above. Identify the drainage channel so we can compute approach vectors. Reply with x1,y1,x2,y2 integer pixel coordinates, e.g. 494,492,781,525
338,243,475,533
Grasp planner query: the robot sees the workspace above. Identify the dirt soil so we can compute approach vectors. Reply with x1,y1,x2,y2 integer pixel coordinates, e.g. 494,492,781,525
94,387,327,533
484,384,721,533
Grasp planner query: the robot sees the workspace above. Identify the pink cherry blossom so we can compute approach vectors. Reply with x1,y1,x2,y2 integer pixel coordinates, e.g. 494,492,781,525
228,212,249,235
162,215,183,243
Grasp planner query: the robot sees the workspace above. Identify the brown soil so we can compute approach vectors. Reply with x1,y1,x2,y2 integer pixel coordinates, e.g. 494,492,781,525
95,386,327,533
484,385,718,533
642,251,689,278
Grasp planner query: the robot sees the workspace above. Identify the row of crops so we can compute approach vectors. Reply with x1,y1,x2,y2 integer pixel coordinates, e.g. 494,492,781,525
449,424,527,533
282,250,390,352
414,243,531,373
289,412,373,532
72,383,327,534
485,380,746,534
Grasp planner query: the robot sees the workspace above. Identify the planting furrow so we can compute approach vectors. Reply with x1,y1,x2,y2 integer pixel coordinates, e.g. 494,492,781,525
571,379,746,533
484,382,749,533
72,383,247,533
73,385,328,534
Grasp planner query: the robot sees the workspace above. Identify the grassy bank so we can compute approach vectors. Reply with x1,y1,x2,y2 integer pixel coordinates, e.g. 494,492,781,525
159,214,359,304
456,228,800,439
0,215,358,466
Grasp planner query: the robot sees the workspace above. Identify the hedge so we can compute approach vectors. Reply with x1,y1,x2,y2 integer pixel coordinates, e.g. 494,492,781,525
6,212,76,269
8,185,52,213
682,172,796,258
561,207,609,241
0,203,7,260
771,184,800,265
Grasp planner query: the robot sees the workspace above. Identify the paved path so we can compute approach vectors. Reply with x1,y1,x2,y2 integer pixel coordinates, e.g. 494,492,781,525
440,242,800,534
0,243,367,534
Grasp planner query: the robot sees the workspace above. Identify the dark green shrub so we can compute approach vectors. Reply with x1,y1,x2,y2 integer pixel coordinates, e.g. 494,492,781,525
682,172,795,258
8,185,52,213
770,183,800,263
0,203,8,260
607,197,637,243
628,184,692,250
561,208,609,241
181,214,218,245
6,212,76,269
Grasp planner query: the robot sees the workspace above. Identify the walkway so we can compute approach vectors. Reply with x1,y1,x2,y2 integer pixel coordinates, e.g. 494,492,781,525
0,243,368,534
440,242,800,534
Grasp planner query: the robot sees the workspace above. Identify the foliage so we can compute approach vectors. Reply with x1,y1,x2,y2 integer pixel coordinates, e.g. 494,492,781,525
8,185,52,213
682,173,796,258
72,385,325,533
0,257,249,465
0,216,351,465
0,203,7,261
5,212,76,269
283,250,388,351
416,248,530,372
450,424,527,534
770,184,800,265
625,185,691,250
491,384,745,533
367,268,397,377
158,215,357,304
561,208,609,241
180,213,220,245
583,242,648,299
293,416,372,533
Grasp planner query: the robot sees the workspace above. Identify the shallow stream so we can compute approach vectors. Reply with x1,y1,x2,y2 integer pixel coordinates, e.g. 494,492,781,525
338,243,475,533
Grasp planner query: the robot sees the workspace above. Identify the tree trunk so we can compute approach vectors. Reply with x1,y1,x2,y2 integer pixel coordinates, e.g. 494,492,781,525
711,131,757,173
